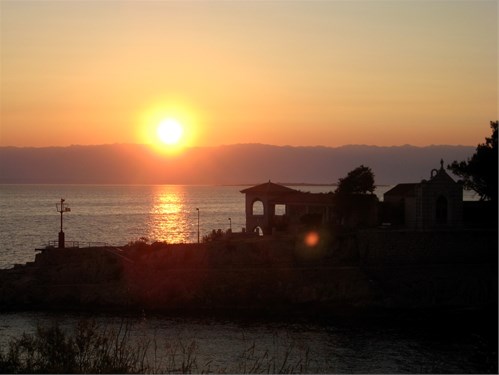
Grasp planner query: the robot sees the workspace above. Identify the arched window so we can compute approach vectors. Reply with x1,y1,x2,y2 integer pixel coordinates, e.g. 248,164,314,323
252,200,264,216
436,195,448,224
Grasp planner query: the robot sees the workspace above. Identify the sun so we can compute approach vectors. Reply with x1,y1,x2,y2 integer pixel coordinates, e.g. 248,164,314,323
157,119,183,145
137,103,200,153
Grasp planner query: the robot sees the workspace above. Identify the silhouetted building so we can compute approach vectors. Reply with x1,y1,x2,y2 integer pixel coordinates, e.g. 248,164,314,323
383,160,463,229
240,181,378,234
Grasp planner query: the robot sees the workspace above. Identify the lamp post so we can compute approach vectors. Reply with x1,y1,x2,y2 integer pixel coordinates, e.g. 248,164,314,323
56,198,70,248
196,208,200,243
228,217,232,232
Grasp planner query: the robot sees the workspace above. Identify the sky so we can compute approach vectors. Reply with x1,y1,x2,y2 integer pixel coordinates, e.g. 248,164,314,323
0,0,497,149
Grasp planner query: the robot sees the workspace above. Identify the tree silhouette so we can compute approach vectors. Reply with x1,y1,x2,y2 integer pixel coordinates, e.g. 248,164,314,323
332,165,377,229
448,121,498,202
335,165,375,195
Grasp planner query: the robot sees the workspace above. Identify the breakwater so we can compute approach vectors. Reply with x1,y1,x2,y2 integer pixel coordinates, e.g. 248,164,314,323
0,229,496,314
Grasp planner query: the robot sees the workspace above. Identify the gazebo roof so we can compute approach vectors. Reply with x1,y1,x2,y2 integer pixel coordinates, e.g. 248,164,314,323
240,181,298,195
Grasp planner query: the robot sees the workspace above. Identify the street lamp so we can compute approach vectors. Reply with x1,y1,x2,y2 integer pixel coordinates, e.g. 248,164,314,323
196,208,200,243
228,217,232,232
56,198,70,248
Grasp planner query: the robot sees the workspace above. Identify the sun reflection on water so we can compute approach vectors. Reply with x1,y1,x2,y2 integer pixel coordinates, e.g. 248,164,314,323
148,186,191,244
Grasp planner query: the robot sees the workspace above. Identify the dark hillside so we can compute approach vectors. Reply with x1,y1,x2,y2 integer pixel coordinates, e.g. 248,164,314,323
0,143,474,185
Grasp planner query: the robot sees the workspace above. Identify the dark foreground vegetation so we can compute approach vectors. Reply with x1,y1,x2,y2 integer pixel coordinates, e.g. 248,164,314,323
0,319,311,374
1,310,497,374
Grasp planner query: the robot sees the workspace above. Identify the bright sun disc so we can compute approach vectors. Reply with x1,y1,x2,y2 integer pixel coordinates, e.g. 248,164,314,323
157,119,183,145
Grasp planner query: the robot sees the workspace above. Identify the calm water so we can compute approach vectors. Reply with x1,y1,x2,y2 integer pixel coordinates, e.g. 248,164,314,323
0,310,495,373
0,184,251,269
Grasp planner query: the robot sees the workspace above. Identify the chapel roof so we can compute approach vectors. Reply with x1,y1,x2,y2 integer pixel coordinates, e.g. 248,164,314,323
384,183,418,198
384,159,458,199
427,159,457,184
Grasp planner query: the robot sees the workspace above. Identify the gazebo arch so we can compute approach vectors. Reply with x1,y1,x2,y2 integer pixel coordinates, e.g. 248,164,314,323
253,226,264,236
251,199,264,216
240,181,336,235
241,181,298,235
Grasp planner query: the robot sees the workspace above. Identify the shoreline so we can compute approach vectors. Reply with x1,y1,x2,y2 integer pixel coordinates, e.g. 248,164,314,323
1,230,496,316
2,302,497,336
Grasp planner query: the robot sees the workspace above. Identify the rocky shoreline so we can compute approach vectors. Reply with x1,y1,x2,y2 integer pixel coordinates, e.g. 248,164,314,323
1,230,497,315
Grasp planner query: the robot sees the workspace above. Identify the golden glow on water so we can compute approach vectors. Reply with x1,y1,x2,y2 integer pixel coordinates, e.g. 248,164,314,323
148,186,190,244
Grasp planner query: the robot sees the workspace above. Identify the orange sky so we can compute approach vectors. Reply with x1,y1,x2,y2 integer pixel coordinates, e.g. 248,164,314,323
0,1,497,148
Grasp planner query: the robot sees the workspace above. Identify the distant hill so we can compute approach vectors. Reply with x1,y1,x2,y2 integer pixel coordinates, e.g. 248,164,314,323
0,143,475,185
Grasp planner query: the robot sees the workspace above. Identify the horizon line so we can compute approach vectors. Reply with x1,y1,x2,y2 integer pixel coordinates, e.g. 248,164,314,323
0,142,476,150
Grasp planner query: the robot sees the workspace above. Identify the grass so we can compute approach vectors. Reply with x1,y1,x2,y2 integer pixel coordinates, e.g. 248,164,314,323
0,319,150,374
0,318,311,374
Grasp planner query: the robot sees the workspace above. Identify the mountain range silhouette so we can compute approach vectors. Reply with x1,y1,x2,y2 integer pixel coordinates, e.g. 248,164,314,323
0,143,474,185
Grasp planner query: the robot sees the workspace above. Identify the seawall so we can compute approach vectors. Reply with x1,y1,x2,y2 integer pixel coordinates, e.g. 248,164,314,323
0,230,496,314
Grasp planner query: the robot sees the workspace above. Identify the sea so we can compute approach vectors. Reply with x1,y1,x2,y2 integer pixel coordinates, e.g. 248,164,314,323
0,184,493,373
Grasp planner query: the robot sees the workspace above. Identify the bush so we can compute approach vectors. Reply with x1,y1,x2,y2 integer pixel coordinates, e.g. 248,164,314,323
0,318,311,374
0,320,150,374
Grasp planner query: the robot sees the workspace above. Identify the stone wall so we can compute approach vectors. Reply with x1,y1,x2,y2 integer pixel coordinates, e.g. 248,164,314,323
353,229,497,309
356,229,497,265
0,230,496,313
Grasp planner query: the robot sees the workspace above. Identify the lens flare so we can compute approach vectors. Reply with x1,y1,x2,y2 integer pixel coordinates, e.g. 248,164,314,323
304,231,320,247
